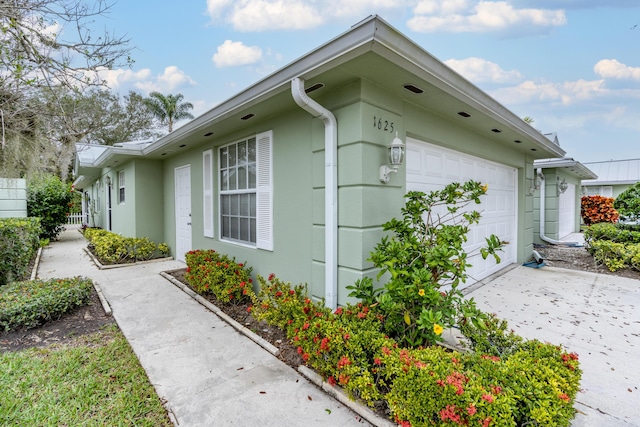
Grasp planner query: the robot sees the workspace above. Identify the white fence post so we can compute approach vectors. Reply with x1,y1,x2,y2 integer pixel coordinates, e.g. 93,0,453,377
66,213,84,228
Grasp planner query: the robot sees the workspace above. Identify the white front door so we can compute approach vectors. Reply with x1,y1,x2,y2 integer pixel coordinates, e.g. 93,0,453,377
558,183,576,238
175,165,192,263
406,138,517,287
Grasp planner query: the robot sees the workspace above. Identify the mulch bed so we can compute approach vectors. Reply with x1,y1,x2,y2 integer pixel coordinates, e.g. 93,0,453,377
0,289,116,352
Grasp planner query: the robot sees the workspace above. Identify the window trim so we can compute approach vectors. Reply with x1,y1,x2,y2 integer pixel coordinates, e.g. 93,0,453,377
203,149,214,238
118,170,125,204
217,131,272,250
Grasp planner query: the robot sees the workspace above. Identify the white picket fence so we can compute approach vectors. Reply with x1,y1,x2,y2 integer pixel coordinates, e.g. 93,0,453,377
66,213,84,228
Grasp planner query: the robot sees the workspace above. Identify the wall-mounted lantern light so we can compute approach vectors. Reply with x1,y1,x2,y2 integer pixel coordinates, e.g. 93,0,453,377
528,172,542,195
379,132,406,183
106,176,111,186
557,177,568,195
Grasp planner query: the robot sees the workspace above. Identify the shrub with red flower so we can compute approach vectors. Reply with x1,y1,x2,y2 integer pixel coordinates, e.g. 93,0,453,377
184,249,253,303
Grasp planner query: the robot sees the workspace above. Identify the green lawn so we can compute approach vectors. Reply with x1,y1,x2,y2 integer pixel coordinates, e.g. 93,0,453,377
0,325,172,426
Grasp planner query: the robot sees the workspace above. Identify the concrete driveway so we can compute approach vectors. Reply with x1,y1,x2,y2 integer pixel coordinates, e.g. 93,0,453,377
468,265,640,427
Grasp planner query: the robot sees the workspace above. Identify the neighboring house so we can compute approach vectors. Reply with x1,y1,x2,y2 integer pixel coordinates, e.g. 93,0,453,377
533,158,597,244
0,178,27,218
581,158,640,198
73,15,567,308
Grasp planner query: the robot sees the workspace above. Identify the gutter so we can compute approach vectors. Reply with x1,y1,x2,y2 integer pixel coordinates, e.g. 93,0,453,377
291,77,338,309
537,168,581,247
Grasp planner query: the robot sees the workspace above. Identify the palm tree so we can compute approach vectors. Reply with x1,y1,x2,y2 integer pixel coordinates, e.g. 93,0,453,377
145,92,194,133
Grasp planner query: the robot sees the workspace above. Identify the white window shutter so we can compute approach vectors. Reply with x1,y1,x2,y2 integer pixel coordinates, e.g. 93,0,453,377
203,149,214,237
256,130,273,251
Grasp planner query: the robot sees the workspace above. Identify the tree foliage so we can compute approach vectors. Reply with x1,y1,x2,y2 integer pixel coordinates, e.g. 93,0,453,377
0,0,132,179
144,92,194,133
27,174,73,240
614,182,640,221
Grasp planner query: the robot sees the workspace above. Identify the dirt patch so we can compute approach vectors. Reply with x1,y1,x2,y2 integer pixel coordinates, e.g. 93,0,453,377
535,243,640,281
0,288,116,352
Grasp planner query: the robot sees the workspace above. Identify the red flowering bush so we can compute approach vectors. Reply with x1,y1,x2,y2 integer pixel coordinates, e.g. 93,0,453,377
581,195,619,225
250,274,582,426
184,249,253,304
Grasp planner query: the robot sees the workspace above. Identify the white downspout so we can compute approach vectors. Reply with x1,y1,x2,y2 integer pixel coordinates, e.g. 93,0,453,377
537,168,580,246
291,77,338,309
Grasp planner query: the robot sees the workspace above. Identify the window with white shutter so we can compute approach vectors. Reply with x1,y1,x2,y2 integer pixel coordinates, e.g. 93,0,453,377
203,149,214,237
256,130,273,251
219,131,272,249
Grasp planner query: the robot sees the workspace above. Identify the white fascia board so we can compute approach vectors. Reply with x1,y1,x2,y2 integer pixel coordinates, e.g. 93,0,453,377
534,158,598,180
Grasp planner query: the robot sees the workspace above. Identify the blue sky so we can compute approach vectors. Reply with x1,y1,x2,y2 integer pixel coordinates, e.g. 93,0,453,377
89,0,639,163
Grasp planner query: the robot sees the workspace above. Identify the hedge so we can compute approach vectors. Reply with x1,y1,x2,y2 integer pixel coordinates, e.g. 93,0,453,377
0,218,41,287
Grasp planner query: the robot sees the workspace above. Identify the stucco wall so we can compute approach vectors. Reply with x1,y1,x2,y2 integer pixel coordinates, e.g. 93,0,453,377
158,78,540,306
533,169,583,244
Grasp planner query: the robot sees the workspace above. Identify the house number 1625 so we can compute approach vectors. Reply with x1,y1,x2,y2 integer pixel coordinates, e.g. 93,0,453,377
373,116,394,133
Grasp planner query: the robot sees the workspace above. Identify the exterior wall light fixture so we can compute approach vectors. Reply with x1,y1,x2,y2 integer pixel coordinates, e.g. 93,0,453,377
557,177,568,195
380,132,405,183
528,172,542,195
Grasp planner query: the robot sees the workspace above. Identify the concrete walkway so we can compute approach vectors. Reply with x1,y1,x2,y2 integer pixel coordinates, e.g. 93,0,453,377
37,230,372,427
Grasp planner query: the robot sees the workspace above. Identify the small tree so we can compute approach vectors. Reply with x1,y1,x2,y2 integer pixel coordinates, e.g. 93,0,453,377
144,92,194,133
614,182,640,222
27,175,73,240
348,181,504,347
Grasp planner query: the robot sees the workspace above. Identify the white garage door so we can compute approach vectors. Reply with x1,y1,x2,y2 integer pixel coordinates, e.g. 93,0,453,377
406,138,517,287
558,183,576,238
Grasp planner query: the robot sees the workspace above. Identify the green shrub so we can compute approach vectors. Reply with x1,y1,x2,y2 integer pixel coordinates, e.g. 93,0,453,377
185,249,253,303
614,182,640,222
248,274,582,427
588,240,640,271
0,218,41,287
584,222,640,245
27,175,73,240
0,277,93,331
350,181,503,347
460,312,523,357
83,229,170,264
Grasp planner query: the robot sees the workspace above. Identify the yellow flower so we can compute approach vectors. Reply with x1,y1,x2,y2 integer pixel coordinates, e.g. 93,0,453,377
433,323,444,335
480,184,489,193
418,288,425,297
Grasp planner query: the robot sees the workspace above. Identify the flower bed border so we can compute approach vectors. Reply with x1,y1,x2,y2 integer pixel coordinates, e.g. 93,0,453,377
159,269,395,427
83,246,173,270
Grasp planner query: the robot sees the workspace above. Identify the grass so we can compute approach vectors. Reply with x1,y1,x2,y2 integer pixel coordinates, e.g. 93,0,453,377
0,325,172,426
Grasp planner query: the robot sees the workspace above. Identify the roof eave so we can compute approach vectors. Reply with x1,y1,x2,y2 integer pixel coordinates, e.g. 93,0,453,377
534,158,598,179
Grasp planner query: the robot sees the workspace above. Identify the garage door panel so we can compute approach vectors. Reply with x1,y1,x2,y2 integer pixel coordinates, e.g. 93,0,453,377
406,138,517,286
558,183,576,238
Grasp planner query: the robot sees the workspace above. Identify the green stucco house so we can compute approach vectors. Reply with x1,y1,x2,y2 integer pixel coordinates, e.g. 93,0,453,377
532,157,596,245
73,16,568,308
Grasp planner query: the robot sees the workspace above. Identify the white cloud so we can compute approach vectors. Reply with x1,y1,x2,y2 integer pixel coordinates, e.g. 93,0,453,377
445,57,523,83
92,66,195,94
207,0,322,31
157,66,197,89
490,78,607,106
594,59,640,81
408,1,566,34
205,0,404,31
213,40,263,68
